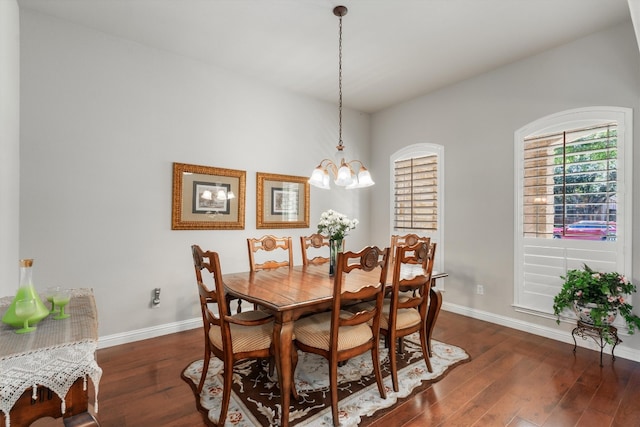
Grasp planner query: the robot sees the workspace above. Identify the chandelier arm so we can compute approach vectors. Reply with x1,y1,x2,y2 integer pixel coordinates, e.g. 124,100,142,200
324,160,339,177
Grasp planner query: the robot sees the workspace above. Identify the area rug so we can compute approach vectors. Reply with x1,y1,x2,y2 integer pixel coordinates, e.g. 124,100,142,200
182,333,469,426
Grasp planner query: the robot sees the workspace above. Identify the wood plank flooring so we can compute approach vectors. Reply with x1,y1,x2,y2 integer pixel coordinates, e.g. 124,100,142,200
32,311,640,426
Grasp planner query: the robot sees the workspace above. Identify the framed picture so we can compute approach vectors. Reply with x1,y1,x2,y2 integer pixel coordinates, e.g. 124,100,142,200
257,172,309,229
172,162,246,230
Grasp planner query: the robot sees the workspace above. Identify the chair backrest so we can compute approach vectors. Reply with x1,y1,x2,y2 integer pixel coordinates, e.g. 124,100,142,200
300,233,330,266
332,246,390,342
247,235,294,271
390,233,430,265
389,241,436,320
191,245,230,347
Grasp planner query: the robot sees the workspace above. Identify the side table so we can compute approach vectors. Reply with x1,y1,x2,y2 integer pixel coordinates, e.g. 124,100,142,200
0,289,102,427
572,320,622,366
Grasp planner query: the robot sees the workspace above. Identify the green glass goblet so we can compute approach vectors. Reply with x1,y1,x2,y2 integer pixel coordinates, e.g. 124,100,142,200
14,298,37,333
44,286,61,313
53,289,71,320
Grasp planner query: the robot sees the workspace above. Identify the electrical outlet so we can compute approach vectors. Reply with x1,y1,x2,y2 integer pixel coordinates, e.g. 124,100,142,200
476,284,484,295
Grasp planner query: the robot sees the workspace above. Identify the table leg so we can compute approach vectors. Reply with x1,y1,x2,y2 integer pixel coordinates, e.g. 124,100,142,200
273,317,294,427
426,287,443,357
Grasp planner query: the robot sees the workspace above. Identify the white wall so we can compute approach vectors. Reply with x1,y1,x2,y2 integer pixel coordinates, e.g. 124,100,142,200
371,21,640,357
0,0,20,297
18,10,374,338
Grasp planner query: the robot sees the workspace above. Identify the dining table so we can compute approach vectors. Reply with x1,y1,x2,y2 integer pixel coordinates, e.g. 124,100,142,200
222,263,447,427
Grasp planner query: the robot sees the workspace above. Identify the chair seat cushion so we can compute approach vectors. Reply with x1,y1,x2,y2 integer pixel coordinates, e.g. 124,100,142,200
209,310,273,354
294,310,372,351
380,305,422,330
349,300,421,330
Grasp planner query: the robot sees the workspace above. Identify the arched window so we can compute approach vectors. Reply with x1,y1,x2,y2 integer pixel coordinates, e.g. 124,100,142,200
514,107,632,321
390,143,444,274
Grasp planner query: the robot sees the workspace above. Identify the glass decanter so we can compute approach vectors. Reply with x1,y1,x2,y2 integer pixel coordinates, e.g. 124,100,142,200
1,259,51,328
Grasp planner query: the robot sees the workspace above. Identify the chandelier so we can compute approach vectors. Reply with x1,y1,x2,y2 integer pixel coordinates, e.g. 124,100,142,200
308,5,374,190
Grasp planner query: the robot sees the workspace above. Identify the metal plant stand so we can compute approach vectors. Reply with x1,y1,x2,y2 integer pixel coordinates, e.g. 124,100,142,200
572,320,622,366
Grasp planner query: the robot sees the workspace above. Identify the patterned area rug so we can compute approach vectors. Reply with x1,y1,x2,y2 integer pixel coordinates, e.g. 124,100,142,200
182,333,469,426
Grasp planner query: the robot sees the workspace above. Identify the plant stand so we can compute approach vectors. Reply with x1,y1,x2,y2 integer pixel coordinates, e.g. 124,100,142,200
572,320,622,366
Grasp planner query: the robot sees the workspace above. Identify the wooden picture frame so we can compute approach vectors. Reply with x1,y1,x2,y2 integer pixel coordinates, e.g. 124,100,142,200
172,162,246,230
257,172,309,229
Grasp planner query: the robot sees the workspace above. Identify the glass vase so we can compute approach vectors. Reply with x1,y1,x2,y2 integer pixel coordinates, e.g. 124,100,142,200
1,259,51,328
329,239,343,276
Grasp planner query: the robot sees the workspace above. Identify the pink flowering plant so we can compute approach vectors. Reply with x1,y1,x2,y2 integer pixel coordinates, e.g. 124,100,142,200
553,263,640,335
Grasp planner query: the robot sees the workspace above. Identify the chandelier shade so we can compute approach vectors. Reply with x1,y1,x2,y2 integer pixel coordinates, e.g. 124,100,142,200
308,5,374,190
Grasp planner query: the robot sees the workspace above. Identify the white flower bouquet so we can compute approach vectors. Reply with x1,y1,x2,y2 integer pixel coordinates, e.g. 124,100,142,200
317,209,358,240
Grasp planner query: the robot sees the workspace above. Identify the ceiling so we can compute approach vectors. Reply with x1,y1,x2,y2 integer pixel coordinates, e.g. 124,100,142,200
17,0,632,113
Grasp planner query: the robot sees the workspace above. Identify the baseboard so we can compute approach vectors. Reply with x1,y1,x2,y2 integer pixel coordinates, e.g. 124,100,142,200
442,302,640,363
97,306,640,364
97,317,201,349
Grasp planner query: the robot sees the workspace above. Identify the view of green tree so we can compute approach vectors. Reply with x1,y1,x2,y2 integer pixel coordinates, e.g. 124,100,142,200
552,129,617,229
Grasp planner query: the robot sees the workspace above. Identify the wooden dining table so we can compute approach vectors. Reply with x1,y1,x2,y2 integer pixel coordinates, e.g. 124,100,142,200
222,263,446,427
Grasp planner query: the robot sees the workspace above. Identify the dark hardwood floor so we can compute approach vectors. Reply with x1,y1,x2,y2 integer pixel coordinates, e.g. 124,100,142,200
33,311,640,426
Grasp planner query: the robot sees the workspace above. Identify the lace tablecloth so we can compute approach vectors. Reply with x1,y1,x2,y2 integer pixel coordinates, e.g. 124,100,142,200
0,288,102,427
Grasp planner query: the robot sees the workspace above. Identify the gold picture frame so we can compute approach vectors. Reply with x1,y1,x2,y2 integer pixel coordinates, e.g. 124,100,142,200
257,172,309,229
172,162,246,230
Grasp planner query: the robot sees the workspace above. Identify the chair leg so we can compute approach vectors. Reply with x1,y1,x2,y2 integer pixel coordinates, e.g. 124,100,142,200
268,356,275,377
330,357,340,427
389,334,399,392
419,327,433,373
225,295,243,315
291,347,299,400
197,351,210,393
372,338,387,400
218,358,233,427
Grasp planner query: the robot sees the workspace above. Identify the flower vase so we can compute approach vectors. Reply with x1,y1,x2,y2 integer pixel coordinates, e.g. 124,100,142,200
329,239,343,276
573,301,618,325
1,259,50,328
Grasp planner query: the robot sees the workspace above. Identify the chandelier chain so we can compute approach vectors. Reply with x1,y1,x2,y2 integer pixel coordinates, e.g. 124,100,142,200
338,12,343,148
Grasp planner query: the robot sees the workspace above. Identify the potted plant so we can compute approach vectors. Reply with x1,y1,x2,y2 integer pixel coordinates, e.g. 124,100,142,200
553,264,640,337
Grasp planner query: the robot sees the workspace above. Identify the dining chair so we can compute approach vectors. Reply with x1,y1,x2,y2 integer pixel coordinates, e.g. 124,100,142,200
191,245,297,425
385,241,436,392
300,233,330,266
389,233,430,265
247,235,294,271
245,235,294,311
293,246,389,427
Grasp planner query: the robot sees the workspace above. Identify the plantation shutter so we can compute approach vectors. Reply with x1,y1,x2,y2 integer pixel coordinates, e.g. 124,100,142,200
522,123,617,240
393,155,437,231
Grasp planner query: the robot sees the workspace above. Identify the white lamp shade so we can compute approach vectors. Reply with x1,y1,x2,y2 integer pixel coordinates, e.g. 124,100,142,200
356,169,374,187
335,164,354,186
322,170,330,188
309,167,331,189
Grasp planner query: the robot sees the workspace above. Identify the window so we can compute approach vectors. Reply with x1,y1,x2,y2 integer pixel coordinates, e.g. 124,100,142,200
393,154,438,230
391,143,444,274
523,123,618,240
514,107,632,320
